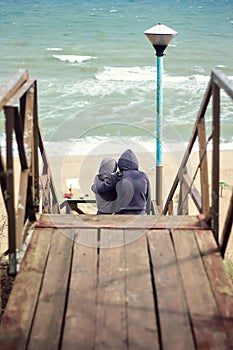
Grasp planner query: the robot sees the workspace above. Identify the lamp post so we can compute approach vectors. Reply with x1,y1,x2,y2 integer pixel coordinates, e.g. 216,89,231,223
144,23,177,209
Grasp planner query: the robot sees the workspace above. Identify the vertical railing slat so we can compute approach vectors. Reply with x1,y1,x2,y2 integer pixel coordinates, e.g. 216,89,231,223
197,117,209,216
32,81,40,210
4,106,17,275
177,167,189,215
220,189,233,258
212,81,220,244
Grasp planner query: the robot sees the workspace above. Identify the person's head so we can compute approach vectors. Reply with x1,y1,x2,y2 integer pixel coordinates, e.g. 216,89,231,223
99,157,117,175
118,149,139,171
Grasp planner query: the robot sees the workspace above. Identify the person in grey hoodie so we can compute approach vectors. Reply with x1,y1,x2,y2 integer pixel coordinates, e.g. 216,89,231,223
91,158,118,214
116,149,151,215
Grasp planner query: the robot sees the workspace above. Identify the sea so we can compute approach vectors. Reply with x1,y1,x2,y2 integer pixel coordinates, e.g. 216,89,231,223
0,0,233,158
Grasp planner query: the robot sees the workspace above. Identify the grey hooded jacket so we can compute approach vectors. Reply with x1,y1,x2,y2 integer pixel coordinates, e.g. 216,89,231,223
91,158,118,214
116,149,151,215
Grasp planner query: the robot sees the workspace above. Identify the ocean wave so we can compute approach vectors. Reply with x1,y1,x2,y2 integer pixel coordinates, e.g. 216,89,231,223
46,48,63,51
95,66,212,84
0,133,232,158
95,67,233,92
44,137,233,156
96,66,154,81
53,55,97,63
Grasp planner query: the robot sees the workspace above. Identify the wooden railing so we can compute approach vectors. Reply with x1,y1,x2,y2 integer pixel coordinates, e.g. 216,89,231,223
1,69,232,274
163,70,233,257
0,70,59,274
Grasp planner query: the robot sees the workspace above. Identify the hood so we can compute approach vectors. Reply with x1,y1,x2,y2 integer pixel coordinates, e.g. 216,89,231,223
99,158,117,175
118,149,139,171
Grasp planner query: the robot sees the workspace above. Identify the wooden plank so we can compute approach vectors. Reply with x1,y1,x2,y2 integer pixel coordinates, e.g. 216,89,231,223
94,229,127,349
125,232,159,349
172,229,230,349
0,228,53,350
147,229,195,349
61,230,98,350
36,214,208,231
5,80,34,107
27,229,74,350
99,227,125,248
73,227,99,248
195,229,233,347
0,69,29,112
212,69,233,99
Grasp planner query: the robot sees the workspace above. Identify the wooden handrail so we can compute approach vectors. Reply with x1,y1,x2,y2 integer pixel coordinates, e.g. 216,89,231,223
163,70,233,255
0,70,29,112
0,70,59,274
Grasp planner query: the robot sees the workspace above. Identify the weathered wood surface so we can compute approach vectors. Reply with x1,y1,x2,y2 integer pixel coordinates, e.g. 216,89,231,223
35,213,209,230
1,214,233,350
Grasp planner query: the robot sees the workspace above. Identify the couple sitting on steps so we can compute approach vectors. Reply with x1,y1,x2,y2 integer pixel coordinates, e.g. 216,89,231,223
91,149,151,215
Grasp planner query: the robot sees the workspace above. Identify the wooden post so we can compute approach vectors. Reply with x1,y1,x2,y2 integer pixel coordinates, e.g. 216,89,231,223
197,117,209,216
177,166,189,215
0,147,7,203
168,200,173,215
32,81,40,211
4,106,17,275
212,81,220,245
38,129,60,214
220,189,233,258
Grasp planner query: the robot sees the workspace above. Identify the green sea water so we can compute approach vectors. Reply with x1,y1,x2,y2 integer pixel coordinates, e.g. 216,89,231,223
0,0,233,154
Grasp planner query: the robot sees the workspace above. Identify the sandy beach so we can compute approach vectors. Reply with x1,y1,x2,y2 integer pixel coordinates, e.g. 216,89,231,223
0,149,232,255
49,149,233,252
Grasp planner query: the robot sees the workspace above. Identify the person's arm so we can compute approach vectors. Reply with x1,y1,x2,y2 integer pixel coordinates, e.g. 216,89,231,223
94,173,117,194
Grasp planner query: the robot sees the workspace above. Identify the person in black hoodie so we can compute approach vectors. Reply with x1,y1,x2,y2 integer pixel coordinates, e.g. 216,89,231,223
91,157,118,214
116,149,151,215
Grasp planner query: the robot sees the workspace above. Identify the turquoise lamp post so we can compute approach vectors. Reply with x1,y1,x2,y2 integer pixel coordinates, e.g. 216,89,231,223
144,23,177,209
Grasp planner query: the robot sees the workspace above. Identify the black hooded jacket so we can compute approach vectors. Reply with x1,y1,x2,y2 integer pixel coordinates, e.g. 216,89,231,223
91,158,118,214
116,149,151,214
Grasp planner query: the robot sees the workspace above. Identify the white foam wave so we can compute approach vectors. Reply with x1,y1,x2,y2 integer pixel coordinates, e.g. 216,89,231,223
0,133,232,158
216,64,226,68
47,47,63,51
44,137,233,156
95,66,213,86
45,137,156,156
96,66,155,82
53,55,97,63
